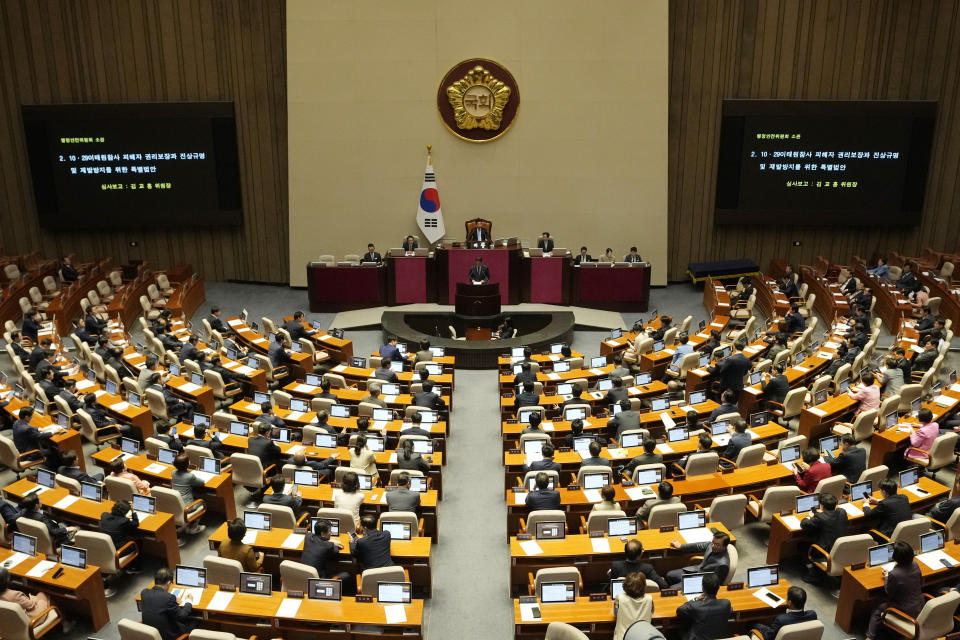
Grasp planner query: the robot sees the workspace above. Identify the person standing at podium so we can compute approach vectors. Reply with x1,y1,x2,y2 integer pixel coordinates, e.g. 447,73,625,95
537,232,554,253
469,256,490,284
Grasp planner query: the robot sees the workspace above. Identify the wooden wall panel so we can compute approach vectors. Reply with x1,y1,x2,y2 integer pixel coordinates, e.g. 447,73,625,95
669,0,960,280
0,0,288,283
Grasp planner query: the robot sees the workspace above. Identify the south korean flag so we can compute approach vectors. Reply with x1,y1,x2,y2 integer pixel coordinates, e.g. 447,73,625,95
416,152,446,245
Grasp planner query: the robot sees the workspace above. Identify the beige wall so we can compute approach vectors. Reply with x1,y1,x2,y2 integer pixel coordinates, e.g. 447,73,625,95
287,0,668,287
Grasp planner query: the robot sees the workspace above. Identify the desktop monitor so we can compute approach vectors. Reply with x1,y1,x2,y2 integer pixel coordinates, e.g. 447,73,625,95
314,433,337,449
121,437,139,456
80,481,102,502
795,353,806,365
410,476,428,493
305,373,321,386
550,344,564,354
813,389,828,405
511,347,525,358
698,320,707,331
951,370,958,384
750,372,762,385
710,421,729,436
243,511,272,531
819,435,839,455
869,544,895,567
610,403,623,416
911,398,922,413
620,432,641,448
747,565,779,589
60,545,86,569
611,578,625,599
527,475,555,491
556,383,573,396
200,457,220,474
582,472,610,490
553,361,571,373
132,494,156,515
538,581,576,604
429,347,445,357
634,468,662,485
57,412,69,427
380,383,400,395
230,421,249,437
779,445,801,464
157,448,177,465
900,467,920,488
312,518,339,536
795,494,820,514
535,521,566,540
425,363,443,375
688,390,706,405
350,356,367,368
636,373,652,385
377,582,412,604
36,468,55,488
412,439,434,455
653,341,665,352
253,391,270,405
591,356,607,368
750,411,767,427
193,413,211,428
681,573,708,596
247,356,260,370
328,404,350,419
607,517,637,537
885,412,898,429
190,373,204,387
104,379,118,395
572,436,593,455
365,436,385,452
667,428,688,443
389,361,404,373
239,572,272,596
677,510,706,530
175,565,206,587
127,389,141,407
611,328,623,339
381,520,413,541
850,481,873,502
357,474,373,490
32,399,44,415
524,439,546,456
839,379,851,394
564,407,586,422
307,578,342,601
419,411,438,423
12,532,37,557
290,398,309,413
699,353,710,368
597,379,614,392
294,470,319,487
921,531,945,553
271,428,291,444
650,397,669,412
720,346,731,359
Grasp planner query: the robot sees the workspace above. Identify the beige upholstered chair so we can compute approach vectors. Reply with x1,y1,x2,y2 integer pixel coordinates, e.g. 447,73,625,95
881,590,960,640
529,566,582,597
580,510,628,535
279,560,319,593
203,555,243,586
117,618,163,640
747,486,803,523
646,503,687,529
545,622,590,640
74,530,139,597
521,510,567,535
0,599,62,640
703,494,748,530
809,533,874,577
359,566,407,594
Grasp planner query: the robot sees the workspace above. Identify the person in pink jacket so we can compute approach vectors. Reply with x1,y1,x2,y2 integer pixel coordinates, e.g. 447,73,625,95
848,371,880,413
0,567,53,624
905,408,939,461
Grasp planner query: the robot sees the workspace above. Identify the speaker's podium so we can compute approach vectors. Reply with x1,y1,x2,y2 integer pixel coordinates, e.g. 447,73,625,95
455,282,501,316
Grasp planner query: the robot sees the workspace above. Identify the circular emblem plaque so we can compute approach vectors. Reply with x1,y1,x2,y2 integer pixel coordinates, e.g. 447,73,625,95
437,58,519,143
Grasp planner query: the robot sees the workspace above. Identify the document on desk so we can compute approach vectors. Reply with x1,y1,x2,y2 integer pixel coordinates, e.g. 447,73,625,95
519,540,544,555
692,368,709,376
246,402,261,411
192,471,215,483
541,422,554,431
917,550,959,571
145,463,168,474
839,502,864,517
779,515,803,530
605,340,620,347
286,411,304,421
807,407,827,417
712,434,731,446
624,486,656,501
384,603,407,624
387,452,398,464
383,395,397,403
207,591,234,611
792,366,810,373
752,587,785,607
228,319,243,327
589,368,606,376
242,531,258,545
607,448,628,459
546,372,561,380
275,598,302,618
679,528,714,544
1,552,31,569
549,355,560,362
519,603,541,621
903,485,931,498
281,533,304,549
591,537,611,553
655,443,673,454
371,420,388,431
180,382,204,394
236,365,256,375
54,495,79,510
933,394,955,407
660,413,676,429
514,492,528,505
824,341,841,349
109,401,130,412
26,560,57,578
951,384,960,394
583,489,602,503
332,364,347,372
287,445,305,457
76,380,95,391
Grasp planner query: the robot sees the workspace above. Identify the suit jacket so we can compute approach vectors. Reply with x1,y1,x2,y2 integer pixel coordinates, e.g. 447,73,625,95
624,253,643,263
761,374,789,404
468,227,491,244
723,432,752,462
57,390,82,412
796,459,832,492
709,354,752,392
179,343,200,362
863,494,912,537
525,489,561,511
637,496,680,522
0,499,19,528
350,528,394,569
680,541,730,583
414,349,433,363
610,559,666,588
611,411,642,440
514,391,541,409
283,320,312,342
57,465,102,485
22,317,42,342
301,534,339,578
268,342,293,368
573,254,593,265
16,508,69,542
708,403,740,423
469,264,490,282
186,437,224,459
513,370,537,386
373,368,399,383
624,452,663,476
537,238,555,252
412,391,444,410
800,508,849,552
829,447,866,483
396,452,431,473
140,586,193,640
100,511,139,549
207,314,229,334
884,563,925,616
361,395,387,408
361,251,382,264
155,433,184,453
928,496,960,523
676,596,733,640
29,346,48,370
602,388,630,406
12,419,53,455
757,610,818,640
262,491,303,513
385,487,420,512
247,436,282,469
912,349,937,372
525,458,562,474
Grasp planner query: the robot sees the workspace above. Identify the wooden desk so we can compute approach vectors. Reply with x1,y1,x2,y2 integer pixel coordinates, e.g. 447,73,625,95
2,395,86,469
512,583,791,640
90,448,237,521
166,274,206,321
766,475,949,564
63,376,155,440
324,363,454,393
281,317,354,364
43,259,113,336
800,266,850,322
571,264,650,312
0,545,109,630
207,523,433,596
868,387,960,467
796,393,859,444
751,275,790,321
855,264,912,333
138,585,424,639
3,478,180,564
507,526,733,596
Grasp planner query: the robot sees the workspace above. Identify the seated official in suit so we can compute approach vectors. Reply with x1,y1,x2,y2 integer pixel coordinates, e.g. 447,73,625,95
373,358,400,383
800,492,849,580
268,334,295,371
863,478,912,540
573,246,593,265
467,223,491,245
761,363,789,406
170,456,207,534
827,434,866,484
610,539,667,588
623,439,664,477
301,519,353,592
514,381,540,409
708,390,740,423
402,235,419,253
178,334,201,362
153,421,184,453
523,443,561,474
666,531,732,586
261,475,305,516
379,337,404,362
385,472,420,513
721,418,751,464
469,256,490,283
675,572,732,640
866,541,924,640
100,500,143,572
602,377,630,406
623,246,643,263
592,484,621,513
17,494,77,545
928,496,960,522
396,438,431,474
140,567,197,640
186,424,225,460
361,386,387,408
412,380,445,410
58,450,104,483
283,310,316,342
525,472,561,511
579,440,610,469
414,339,434,363
206,306,231,335
609,400,642,442
753,586,816,640
537,232,554,253
794,447,832,493
362,243,383,264
637,481,680,523
351,515,394,569
613,571,654,640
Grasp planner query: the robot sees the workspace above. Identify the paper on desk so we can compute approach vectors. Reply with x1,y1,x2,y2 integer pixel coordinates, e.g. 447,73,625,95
608,448,628,459
193,471,215,483
590,391,604,400
246,403,261,411
753,587,785,608
379,492,388,504
546,372,561,380
175,588,204,605
54,495,79,509
696,332,709,339
110,401,130,412
94,389,106,397
933,395,954,407
291,384,314,393
583,489,602,503
589,368,605,376
1,552,31,569
318,334,335,342
911,345,924,354
655,443,673,454
807,407,827,417
145,463,168,474
824,341,841,349
228,319,242,326
514,492,528,505
76,380,95,391
180,382,203,394
519,603,541,622
525,452,543,465
519,540,543,555
384,603,407,624
712,434,730,447
743,346,760,355
792,366,810,373
660,413,676,429
780,516,803,531
242,531,258,545
904,485,930,498
605,340,620,347
333,364,347,372
710,322,724,328
917,550,959,571
816,351,833,359
591,537,612,553
624,486,656,501
383,395,397,403
387,452,398,464
26,560,56,578
549,355,560,362
287,445,305,457
206,590,234,611
236,365,255,375
839,502,864,517
692,368,708,376
542,422,554,431
284,411,303,421
951,384,960,394
275,598,302,618
679,528,715,544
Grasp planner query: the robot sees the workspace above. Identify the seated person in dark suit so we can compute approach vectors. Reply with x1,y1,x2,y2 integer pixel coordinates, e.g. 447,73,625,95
666,531,732,587
752,586,817,640
827,434,866,484
524,472,561,511
761,363,789,405
513,362,537,386
623,439,664,478
579,440,610,468
261,474,305,517
469,256,490,283
520,411,546,435
467,223,491,245
178,335,201,362
301,519,353,592
637,480,681,522
537,232,554,253
610,539,667,589
185,424,225,459
707,346,752,394
523,443,561,474
928,496,960,523
863,478,912,540
412,380,445,410
609,400,642,442
561,384,590,412
514,381,540,409
290,451,338,482
373,359,400,384
268,334,295,369
721,418,752,464
8,330,31,363
57,379,83,413
255,402,285,429
708,390,740,423
17,494,77,545
23,311,43,343
60,256,79,282
573,246,593,265
385,471,421,513
361,243,382,264
153,421,184,453
247,422,282,471
140,567,197,640
675,572,733,640
283,310,316,342
623,246,643,263
911,339,938,373
12,406,59,463
401,235,419,253
206,306,231,335
350,515,394,569
783,304,806,334
800,492,849,580
57,450,104,484
602,377,629,406
100,500,142,572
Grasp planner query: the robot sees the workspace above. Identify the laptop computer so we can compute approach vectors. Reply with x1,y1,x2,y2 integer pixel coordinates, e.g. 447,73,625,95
677,510,706,530
60,545,86,569
307,578,342,601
